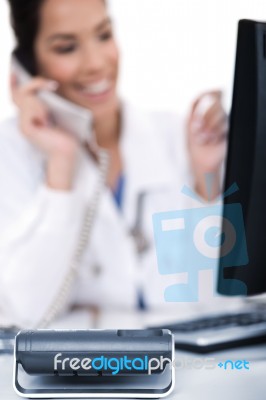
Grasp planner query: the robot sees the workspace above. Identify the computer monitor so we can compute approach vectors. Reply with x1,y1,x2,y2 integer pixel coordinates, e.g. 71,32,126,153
218,19,266,297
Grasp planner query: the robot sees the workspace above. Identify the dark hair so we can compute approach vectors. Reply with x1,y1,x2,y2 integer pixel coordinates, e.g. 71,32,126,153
8,0,108,75
8,0,45,75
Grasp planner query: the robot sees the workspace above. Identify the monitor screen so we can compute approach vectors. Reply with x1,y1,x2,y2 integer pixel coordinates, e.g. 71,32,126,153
218,19,266,297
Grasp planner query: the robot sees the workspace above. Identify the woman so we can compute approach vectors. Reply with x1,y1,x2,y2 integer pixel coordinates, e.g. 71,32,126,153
0,0,227,328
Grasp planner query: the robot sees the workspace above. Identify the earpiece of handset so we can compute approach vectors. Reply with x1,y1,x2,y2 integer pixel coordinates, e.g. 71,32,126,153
11,56,94,145
11,56,31,87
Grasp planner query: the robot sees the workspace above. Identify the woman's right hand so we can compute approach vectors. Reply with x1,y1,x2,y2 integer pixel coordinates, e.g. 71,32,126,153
11,74,80,190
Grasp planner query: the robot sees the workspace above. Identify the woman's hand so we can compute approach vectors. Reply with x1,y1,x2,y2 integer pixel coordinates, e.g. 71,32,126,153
11,74,79,190
187,90,228,200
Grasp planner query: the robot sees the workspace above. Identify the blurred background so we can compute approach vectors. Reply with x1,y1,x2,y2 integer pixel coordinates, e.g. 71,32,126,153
1,0,266,121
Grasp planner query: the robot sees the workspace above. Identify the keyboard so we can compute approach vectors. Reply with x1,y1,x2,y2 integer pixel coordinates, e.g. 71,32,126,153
149,309,266,353
0,328,18,355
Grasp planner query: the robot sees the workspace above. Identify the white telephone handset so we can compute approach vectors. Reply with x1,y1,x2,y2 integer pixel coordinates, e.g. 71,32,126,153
11,56,109,329
11,56,94,144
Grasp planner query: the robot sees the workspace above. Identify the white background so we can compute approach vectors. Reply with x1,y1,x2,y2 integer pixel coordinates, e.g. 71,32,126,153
1,0,266,122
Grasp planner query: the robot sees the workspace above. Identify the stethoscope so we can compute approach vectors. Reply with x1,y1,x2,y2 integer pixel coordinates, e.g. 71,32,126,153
130,191,151,255
130,186,176,256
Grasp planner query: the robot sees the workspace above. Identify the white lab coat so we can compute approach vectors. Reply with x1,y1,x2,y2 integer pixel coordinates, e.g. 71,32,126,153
0,101,233,329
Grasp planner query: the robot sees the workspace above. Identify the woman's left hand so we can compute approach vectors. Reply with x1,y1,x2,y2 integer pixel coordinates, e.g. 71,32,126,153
187,90,228,200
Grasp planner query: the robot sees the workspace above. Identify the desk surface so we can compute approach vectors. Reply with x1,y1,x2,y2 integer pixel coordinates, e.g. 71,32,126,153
1,308,266,400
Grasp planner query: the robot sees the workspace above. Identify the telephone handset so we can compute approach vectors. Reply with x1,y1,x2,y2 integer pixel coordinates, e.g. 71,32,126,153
11,55,94,145
11,55,109,329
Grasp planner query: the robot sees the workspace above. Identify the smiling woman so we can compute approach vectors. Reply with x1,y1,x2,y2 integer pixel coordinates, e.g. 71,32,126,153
35,0,119,121
10,0,120,151
0,0,228,329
